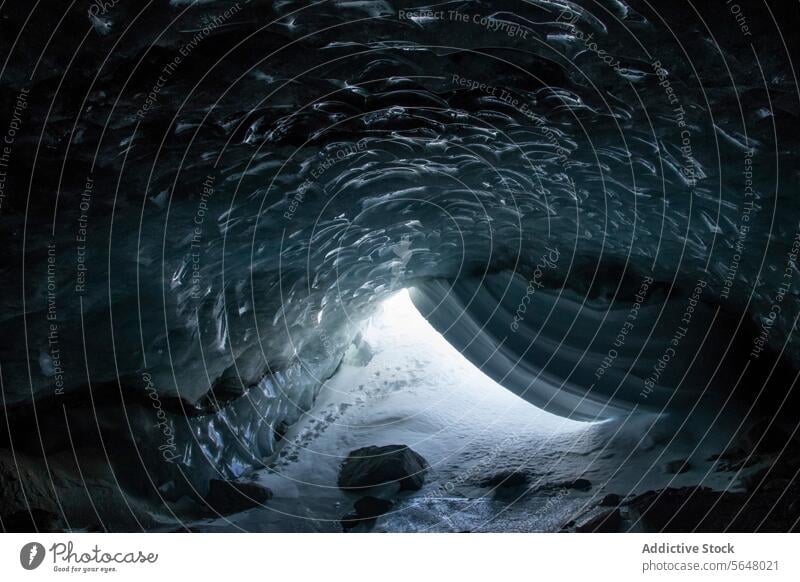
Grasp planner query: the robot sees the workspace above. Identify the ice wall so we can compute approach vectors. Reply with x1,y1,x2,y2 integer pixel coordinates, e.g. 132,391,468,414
0,0,797,507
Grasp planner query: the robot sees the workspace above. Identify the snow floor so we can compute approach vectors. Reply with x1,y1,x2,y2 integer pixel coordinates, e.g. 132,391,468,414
192,290,740,532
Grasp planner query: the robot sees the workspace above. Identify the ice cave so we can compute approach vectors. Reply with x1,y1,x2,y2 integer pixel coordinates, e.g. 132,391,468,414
1,0,800,532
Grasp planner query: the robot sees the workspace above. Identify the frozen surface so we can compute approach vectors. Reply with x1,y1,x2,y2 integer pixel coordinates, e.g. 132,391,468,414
191,291,738,532
1,0,797,528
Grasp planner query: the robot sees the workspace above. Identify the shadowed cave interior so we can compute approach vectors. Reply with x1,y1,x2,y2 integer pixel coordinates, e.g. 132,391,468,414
1,0,800,532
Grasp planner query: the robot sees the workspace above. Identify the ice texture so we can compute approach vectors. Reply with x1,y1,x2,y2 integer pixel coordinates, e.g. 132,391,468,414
0,0,797,504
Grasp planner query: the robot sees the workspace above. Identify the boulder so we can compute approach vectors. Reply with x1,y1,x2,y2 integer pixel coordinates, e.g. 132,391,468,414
338,445,428,492
341,496,394,531
564,478,592,491
206,479,273,514
576,508,623,532
354,496,394,518
598,493,622,506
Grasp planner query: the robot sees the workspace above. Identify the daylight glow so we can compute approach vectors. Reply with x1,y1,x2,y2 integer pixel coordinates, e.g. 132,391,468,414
368,289,585,428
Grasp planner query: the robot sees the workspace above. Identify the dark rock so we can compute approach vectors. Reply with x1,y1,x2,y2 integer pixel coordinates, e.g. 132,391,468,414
206,479,273,514
565,478,592,491
480,471,533,500
341,497,393,532
742,420,789,454
599,493,622,506
576,508,622,532
340,513,364,531
664,459,691,474
354,496,394,519
628,484,800,532
740,459,798,492
338,445,428,492
1,509,63,532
